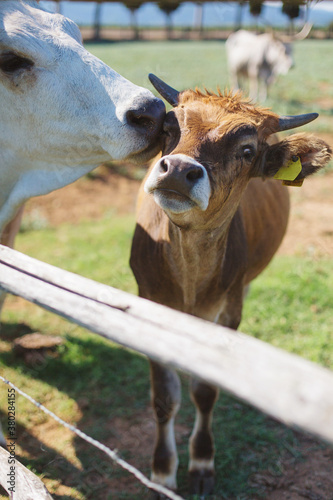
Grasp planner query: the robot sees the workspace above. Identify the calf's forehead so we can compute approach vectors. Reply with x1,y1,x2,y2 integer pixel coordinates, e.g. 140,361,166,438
174,96,278,142
0,1,82,55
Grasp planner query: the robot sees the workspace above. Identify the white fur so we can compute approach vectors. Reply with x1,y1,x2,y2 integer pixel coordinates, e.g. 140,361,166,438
226,30,293,101
151,417,179,490
188,458,214,472
189,410,214,472
0,1,160,230
145,154,211,214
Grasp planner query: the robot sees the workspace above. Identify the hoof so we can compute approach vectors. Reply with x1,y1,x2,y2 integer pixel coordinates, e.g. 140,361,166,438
150,471,178,499
189,469,215,496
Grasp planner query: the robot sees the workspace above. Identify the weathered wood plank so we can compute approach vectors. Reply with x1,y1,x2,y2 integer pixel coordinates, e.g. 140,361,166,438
1,245,333,444
0,447,53,499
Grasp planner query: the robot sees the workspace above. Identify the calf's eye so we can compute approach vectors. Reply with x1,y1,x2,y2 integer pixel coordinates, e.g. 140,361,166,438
0,53,34,74
242,145,255,160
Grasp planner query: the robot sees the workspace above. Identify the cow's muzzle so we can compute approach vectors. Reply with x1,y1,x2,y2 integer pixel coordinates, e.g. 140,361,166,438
126,97,165,137
145,154,211,214
123,96,166,162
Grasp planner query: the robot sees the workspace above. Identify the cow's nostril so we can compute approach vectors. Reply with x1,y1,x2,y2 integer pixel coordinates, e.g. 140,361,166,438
126,110,154,130
126,99,165,135
186,166,204,182
160,158,169,173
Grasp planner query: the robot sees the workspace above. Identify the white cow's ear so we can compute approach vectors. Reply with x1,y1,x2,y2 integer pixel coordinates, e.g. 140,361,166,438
260,133,332,181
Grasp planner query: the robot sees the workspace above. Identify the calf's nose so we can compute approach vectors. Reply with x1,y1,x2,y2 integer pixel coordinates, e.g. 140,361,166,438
158,156,204,183
126,98,165,137
145,153,211,211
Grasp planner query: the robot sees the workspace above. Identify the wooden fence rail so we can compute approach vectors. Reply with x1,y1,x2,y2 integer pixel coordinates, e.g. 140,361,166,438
0,447,53,500
1,244,333,444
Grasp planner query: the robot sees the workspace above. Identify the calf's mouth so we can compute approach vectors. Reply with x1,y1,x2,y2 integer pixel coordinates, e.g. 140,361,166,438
145,154,211,214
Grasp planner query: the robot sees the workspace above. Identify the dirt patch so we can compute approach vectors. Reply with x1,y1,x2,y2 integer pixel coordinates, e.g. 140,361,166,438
99,408,190,498
106,413,333,499
23,164,142,227
278,170,333,258
253,437,333,500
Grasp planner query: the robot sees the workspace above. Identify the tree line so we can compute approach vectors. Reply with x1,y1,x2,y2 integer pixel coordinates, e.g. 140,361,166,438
89,0,310,39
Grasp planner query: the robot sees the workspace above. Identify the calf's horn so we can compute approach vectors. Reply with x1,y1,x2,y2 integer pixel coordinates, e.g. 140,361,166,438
149,74,180,107
278,112,318,131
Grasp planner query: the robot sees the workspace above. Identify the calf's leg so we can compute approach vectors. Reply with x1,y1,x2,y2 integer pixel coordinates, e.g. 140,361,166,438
188,379,219,495
150,360,181,493
187,286,242,494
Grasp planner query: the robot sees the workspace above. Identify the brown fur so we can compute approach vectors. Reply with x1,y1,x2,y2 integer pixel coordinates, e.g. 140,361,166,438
130,89,332,496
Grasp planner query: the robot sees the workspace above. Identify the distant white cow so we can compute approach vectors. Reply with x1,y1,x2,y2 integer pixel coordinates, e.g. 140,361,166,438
0,0,166,448
226,25,311,102
226,30,293,102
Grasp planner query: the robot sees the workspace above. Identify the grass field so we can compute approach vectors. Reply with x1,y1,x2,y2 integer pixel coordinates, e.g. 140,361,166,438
86,39,333,131
0,39,332,500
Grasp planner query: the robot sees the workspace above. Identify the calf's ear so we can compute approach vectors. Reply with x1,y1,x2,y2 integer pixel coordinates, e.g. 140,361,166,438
260,133,332,180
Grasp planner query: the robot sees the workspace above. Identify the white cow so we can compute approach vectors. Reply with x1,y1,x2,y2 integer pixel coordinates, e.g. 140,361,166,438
0,0,165,245
0,0,165,447
226,30,293,102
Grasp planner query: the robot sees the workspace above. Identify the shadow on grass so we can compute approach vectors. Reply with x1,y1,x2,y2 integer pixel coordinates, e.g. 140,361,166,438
0,322,313,499
0,322,34,341
0,409,86,499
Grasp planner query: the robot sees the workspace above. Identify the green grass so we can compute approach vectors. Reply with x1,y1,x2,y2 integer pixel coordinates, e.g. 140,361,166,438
242,257,333,367
1,39,333,499
87,39,333,133
86,40,230,95
15,214,137,293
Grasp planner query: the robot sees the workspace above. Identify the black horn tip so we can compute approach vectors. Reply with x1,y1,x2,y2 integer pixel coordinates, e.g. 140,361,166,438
148,73,158,84
148,73,180,107
148,73,157,84
278,112,319,132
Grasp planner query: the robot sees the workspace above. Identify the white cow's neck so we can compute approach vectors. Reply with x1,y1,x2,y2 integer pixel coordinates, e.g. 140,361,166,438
0,156,102,231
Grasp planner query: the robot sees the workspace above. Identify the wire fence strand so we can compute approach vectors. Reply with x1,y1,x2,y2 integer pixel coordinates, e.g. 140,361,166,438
0,375,185,500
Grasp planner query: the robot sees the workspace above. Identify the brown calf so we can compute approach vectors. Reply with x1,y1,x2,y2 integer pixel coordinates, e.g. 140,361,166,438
130,75,332,497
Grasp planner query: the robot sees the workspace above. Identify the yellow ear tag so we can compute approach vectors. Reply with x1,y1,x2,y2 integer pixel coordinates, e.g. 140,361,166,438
274,156,303,187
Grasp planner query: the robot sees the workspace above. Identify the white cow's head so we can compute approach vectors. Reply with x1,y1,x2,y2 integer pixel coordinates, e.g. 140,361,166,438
267,37,293,77
0,1,165,228
267,23,312,79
